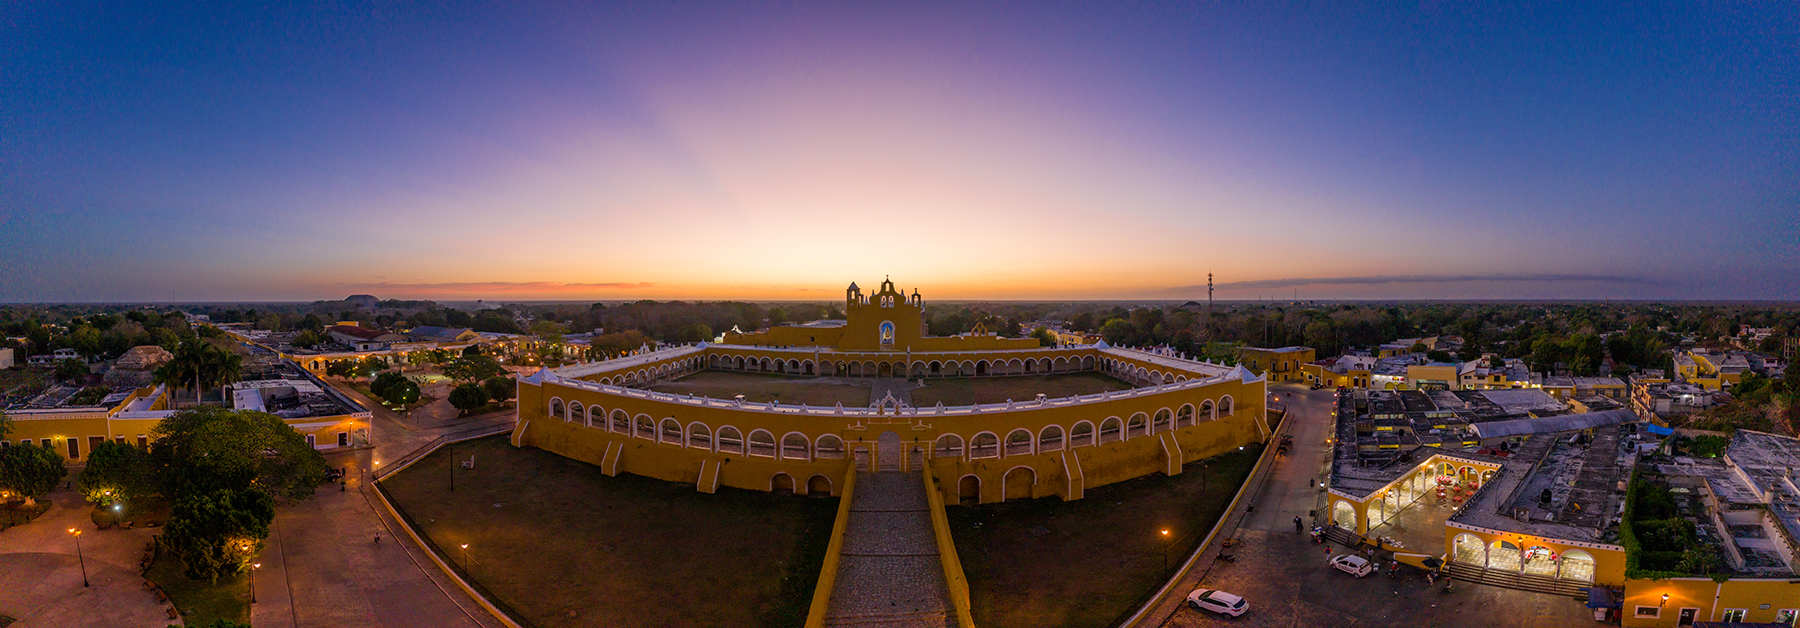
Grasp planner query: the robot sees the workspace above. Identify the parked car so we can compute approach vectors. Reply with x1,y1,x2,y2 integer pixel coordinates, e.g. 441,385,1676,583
1330,554,1374,577
1185,588,1249,617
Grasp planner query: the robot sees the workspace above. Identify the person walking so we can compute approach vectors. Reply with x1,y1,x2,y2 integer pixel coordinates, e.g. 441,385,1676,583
1294,516,1303,533
1324,545,1332,559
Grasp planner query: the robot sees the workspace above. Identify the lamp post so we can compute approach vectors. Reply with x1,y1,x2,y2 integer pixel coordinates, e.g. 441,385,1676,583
69,528,89,587
112,503,122,527
448,443,455,492
1161,529,1172,571
460,544,469,571
251,563,261,603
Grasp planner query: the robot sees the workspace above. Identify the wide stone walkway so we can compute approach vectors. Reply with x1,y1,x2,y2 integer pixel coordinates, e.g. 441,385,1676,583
869,378,915,407
823,471,954,627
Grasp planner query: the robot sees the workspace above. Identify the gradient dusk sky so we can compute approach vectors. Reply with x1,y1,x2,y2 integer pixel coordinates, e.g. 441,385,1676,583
3,2,1796,302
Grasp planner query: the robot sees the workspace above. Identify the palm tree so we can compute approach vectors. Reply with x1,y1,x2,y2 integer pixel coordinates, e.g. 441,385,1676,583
154,340,241,405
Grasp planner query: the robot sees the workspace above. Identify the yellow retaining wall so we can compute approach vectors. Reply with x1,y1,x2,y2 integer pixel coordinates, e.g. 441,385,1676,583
1118,409,1288,628
922,465,975,628
804,464,858,628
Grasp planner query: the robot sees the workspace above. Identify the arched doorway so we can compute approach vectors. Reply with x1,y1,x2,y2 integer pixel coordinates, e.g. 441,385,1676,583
1560,550,1595,582
958,475,980,505
1453,534,1486,565
1333,501,1357,531
807,475,832,496
1488,541,1521,571
878,431,902,471
771,473,794,495
1003,467,1034,501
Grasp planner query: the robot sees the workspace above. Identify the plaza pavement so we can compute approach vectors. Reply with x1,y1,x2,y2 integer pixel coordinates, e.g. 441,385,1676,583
247,377,517,628
0,492,174,626
1145,383,1595,628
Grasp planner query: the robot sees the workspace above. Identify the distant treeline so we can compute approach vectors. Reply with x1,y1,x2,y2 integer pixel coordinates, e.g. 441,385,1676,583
4,300,1795,380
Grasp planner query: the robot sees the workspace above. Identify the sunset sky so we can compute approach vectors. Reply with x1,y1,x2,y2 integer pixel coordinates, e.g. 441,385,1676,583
2,3,1796,302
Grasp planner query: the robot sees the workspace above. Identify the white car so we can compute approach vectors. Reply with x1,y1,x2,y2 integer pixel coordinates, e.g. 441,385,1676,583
1185,588,1249,617
1330,554,1374,577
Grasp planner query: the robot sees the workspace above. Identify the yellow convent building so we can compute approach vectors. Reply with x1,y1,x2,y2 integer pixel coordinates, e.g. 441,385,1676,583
512,279,1273,505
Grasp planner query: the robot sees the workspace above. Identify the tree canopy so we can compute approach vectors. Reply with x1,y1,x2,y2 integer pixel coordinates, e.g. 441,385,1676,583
148,407,328,502
449,383,489,414
79,440,152,504
483,376,515,403
443,355,506,383
0,443,68,506
163,488,275,583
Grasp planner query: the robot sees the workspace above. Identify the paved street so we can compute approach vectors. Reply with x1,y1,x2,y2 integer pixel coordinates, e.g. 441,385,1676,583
250,377,517,628
1147,383,1596,627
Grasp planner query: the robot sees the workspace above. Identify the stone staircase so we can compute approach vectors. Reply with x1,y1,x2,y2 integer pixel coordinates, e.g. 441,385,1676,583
1445,561,1588,598
823,471,955,628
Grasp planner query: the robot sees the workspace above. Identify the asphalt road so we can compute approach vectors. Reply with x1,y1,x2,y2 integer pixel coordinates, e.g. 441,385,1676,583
1152,383,1596,628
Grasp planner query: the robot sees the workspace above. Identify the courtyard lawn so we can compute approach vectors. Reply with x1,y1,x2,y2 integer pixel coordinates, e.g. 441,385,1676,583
381,435,837,628
910,372,1133,407
145,549,250,627
948,445,1261,628
648,371,873,407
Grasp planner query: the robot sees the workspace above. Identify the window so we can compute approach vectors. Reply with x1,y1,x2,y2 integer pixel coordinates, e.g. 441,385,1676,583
1633,607,1660,619
1773,609,1797,626
1721,609,1746,622
67,438,80,459
0,441,8,449
305,434,316,448
337,432,349,447
41,438,52,448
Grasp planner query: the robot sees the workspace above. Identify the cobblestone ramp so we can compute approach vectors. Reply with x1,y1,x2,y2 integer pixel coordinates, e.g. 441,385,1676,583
823,471,955,628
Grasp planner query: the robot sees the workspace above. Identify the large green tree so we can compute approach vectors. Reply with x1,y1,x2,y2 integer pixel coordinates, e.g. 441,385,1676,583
0,443,68,507
163,488,275,583
148,407,328,502
79,440,152,504
483,376,515,404
449,383,489,414
443,355,506,383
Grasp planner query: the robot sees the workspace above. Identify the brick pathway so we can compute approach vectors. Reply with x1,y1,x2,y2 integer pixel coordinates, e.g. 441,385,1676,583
824,471,954,628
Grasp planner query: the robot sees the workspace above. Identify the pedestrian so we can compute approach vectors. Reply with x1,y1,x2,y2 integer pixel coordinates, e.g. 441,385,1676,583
374,533,381,545
1324,545,1332,558
1365,546,1374,560
1294,516,1303,533
1246,502,1255,514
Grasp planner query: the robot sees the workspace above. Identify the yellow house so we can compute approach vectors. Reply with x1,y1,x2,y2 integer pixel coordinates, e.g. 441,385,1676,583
1237,346,1315,383
1621,578,1800,626
4,372,372,462
3,385,174,461
1404,363,1461,390
1303,355,1374,389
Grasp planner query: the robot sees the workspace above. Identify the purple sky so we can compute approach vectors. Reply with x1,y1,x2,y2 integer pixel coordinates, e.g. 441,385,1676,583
2,2,1796,302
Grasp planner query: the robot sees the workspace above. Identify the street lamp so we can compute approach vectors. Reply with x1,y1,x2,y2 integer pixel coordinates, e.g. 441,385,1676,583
69,528,89,587
251,563,261,603
112,503,122,527
1660,593,1669,608
460,543,470,571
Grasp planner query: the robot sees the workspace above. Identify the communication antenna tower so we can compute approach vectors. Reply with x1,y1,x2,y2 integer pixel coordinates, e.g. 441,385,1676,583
1208,273,1214,314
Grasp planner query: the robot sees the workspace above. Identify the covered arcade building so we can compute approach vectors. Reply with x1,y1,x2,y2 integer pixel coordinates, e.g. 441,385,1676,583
511,278,1274,506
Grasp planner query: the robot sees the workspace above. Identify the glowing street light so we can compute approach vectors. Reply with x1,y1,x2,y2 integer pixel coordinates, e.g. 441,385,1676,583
251,563,262,603
459,543,470,571
69,528,89,587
